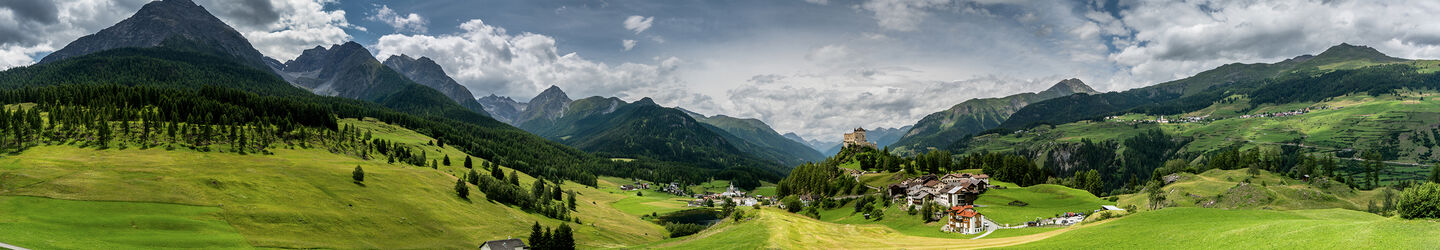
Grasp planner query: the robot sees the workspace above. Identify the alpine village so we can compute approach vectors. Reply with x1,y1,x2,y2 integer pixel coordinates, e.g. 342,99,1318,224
0,0,1439,249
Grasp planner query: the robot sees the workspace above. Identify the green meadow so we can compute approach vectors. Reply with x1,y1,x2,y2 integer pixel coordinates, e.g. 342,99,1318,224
1007,207,1440,249
0,118,664,249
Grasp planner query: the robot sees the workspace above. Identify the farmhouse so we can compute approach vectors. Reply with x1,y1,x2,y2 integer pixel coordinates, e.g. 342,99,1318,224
941,205,987,234
479,238,527,250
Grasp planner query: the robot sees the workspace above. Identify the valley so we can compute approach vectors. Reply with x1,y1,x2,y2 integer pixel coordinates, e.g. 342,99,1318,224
1,0,1440,249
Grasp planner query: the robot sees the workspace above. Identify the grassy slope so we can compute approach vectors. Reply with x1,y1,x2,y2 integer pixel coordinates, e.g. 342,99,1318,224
596,176,692,218
801,179,1108,239
1115,169,1386,212
974,182,1115,225
0,118,663,249
1007,207,1440,249
0,196,250,249
963,91,1440,184
644,208,1095,249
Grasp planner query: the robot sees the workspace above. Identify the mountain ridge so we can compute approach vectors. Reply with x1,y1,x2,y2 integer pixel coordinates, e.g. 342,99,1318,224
891,78,1099,153
382,55,491,116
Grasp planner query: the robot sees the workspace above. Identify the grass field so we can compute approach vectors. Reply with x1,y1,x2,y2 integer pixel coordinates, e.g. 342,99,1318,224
962,91,1440,184
1115,169,1387,212
0,196,251,249
1007,207,1440,249
597,177,692,218
973,183,1114,225
0,118,664,249
644,207,1099,249
800,181,1107,239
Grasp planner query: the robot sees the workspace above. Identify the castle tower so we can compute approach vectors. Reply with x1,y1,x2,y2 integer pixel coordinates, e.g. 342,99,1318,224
843,127,876,149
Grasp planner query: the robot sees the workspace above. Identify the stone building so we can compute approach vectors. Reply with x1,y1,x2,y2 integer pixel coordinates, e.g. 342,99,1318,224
842,127,877,149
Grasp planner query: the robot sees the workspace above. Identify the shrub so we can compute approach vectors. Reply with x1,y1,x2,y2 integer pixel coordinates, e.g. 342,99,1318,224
665,223,706,238
352,166,364,182
1397,182,1440,219
455,179,469,199
782,196,803,213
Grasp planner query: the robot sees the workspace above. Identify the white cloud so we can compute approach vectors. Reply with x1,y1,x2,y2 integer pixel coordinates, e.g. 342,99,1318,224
623,15,654,34
802,0,830,5
1101,0,1440,89
367,4,426,34
374,19,694,104
723,71,1064,142
859,0,950,31
622,39,637,51
0,0,150,70
215,0,355,61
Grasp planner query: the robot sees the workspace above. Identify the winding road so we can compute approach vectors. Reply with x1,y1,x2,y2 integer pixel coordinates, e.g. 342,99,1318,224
0,242,30,250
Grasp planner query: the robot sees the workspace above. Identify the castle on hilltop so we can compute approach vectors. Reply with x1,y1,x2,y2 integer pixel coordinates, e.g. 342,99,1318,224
843,127,877,149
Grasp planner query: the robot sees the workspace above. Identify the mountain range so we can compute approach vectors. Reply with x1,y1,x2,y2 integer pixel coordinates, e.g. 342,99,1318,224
478,86,824,175
998,44,1403,130
382,55,492,116
888,78,1099,152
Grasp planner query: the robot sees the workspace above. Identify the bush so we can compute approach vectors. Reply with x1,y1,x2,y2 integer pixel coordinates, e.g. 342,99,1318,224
782,196,803,213
352,166,364,182
665,223,706,238
1397,182,1440,219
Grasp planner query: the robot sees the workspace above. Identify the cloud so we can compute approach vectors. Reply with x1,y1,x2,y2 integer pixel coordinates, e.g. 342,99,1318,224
367,4,426,33
0,0,150,70
204,0,280,27
724,71,1063,142
1099,0,1440,89
212,0,356,61
859,0,950,31
374,19,694,104
805,44,851,63
802,0,830,5
623,15,654,34
622,39,637,51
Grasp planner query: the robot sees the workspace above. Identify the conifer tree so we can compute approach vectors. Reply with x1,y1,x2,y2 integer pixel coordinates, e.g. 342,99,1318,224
567,191,577,211
554,223,575,250
443,155,451,166
529,222,544,247
468,169,480,185
352,166,365,182
464,156,473,169
455,178,469,199
509,171,520,186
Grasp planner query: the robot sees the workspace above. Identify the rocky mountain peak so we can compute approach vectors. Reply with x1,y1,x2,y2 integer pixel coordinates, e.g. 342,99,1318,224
38,0,270,71
1313,43,1399,62
1040,78,1099,97
382,53,489,115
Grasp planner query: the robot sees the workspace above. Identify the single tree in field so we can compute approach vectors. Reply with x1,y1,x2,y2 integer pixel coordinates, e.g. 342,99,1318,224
455,179,469,199
352,166,364,183
567,190,577,211
443,155,451,166
468,169,480,185
464,156,473,169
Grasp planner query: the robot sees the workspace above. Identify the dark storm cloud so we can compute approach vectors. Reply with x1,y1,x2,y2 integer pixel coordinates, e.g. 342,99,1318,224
0,0,60,24
0,0,60,44
203,0,281,28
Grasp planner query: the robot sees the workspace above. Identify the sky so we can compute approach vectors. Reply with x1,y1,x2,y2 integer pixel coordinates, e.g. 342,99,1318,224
6,0,1440,143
